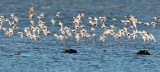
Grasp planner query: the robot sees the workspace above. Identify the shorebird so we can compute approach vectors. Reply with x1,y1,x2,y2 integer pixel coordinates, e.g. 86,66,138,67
152,17,157,21
121,20,130,26
24,27,31,36
75,33,80,42
132,30,137,40
128,15,137,29
53,34,58,39
18,32,23,38
40,12,45,18
151,22,156,28
9,28,13,37
126,32,131,39
103,29,111,35
13,15,19,24
10,13,15,19
30,20,35,26
119,29,125,36
144,22,150,26
72,29,77,35
81,13,84,18
42,26,50,36
58,35,64,45
73,16,81,25
110,24,116,31
114,33,122,39
4,28,14,37
91,27,95,32
59,21,63,27
36,26,41,35
51,18,56,25
101,22,106,29
28,7,34,20
99,34,105,43
149,33,156,42
56,12,61,18
0,16,5,23
66,29,72,36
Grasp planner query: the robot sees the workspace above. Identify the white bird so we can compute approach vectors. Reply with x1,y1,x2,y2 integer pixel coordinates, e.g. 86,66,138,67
5,18,10,23
114,33,122,39
151,22,156,28
10,13,15,19
40,12,45,18
9,28,13,36
142,35,147,42
92,33,97,41
149,33,156,42
101,22,106,29
5,28,14,37
28,7,34,20
99,16,103,22
144,22,150,26
30,20,35,25
126,33,131,39
51,18,56,25
53,34,59,39
36,27,41,35
110,24,116,31
132,30,137,40
99,16,107,22
99,34,105,43
75,33,80,42
58,35,64,42
73,16,81,24
32,34,39,41
91,27,95,32
129,15,137,29
121,20,130,26
137,21,142,24
119,29,125,36
72,29,77,35
56,12,61,18
152,17,157,21
66,28,72,36
18,32,23,38
3,27,7,32
77,13,81,21
94,17,98,22
13,16,19,24
59,21,63,27
103,29,110,35
81,13,84,18
123,27,128,33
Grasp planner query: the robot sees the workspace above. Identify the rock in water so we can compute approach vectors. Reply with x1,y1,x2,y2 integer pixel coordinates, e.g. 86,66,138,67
63,49,77,53
136,50,151,55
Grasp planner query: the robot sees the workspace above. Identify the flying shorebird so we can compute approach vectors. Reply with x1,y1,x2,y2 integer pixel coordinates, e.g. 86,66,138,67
151,22,156,28
99,34,105,43
75,33,80,43
30,20,35,25
28,7,34,20
13,15,19,24
18,32,23,38
56,12,61,18
51,18,56,25
128,15,137,29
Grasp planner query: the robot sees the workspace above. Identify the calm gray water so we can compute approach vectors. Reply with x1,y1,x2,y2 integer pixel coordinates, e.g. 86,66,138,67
0,0,160,72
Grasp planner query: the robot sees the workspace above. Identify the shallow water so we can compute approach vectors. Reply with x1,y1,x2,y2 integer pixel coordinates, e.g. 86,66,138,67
0,0,160,72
